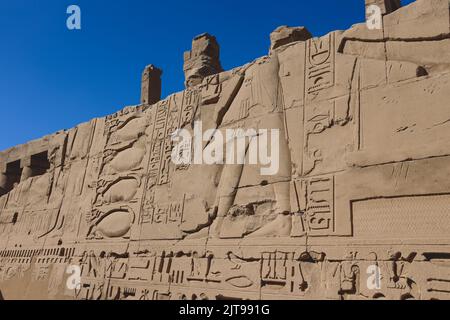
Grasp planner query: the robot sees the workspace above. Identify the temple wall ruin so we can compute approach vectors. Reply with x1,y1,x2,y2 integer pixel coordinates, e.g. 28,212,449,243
1,0,450,300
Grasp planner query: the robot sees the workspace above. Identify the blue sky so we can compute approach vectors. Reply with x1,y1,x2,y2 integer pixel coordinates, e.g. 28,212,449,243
0,0,416,151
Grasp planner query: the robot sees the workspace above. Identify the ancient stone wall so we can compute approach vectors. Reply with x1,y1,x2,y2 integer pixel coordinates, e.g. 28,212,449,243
1,0,450,300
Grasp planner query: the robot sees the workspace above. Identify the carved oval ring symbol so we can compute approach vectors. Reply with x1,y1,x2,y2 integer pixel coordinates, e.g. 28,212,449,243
96,209,134,238
225,276,254,288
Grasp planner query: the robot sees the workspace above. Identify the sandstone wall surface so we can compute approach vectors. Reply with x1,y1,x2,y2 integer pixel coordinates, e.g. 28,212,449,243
0,0,450,300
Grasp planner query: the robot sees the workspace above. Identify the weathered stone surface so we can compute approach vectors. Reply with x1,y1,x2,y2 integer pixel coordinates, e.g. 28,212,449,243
183,33,223,88
269,26,312,53
384,0,450,39
1,0,450,300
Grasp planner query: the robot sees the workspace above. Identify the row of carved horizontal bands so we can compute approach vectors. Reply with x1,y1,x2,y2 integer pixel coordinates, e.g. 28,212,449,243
0,247,75,258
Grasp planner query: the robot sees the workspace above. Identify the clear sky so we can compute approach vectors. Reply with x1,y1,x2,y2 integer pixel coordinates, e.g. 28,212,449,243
0,0,416,151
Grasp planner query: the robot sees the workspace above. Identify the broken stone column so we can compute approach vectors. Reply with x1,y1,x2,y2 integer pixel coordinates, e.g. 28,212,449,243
183,33,223,88
269,26,312,53
140,64,162,105
365,0,402,15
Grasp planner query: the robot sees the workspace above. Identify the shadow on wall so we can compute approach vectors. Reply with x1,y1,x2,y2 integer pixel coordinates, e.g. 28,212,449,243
0,289,4,300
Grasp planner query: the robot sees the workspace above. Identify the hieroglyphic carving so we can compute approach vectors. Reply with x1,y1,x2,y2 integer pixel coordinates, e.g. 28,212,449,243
140,194,187,240
140,90,200,240
147,99,170,187
294,175,334,235
103,105,147,139
152,197,185,225
87,207,135,239
335,252,361,298
181,89,199,127
201,74,222,105
128,257,151,281
1,0,450,301
87,108,151,239
385,252,417,294
261,251,322,296
303,101,334,174
305,33,335,98
93,176,141,206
